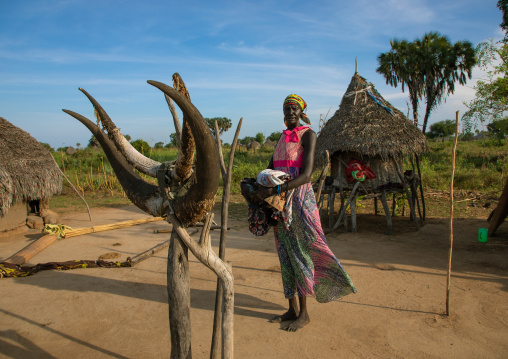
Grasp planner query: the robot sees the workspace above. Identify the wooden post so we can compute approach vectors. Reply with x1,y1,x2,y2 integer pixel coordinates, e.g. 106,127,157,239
329,187,336,228
446,111,460,317
381,189,392,235
211,118,242,359
393,159,418,230
392,194,396,217
167,230,192,358
351,192,358,234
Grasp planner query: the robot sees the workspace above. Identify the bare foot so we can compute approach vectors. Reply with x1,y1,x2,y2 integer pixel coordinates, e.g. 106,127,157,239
286,312,310,332
269,307,298,323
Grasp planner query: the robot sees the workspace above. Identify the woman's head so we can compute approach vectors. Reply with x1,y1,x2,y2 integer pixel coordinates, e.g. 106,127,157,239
283,94,310,128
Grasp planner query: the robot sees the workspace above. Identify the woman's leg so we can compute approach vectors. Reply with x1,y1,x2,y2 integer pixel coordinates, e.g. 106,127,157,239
269,296,299,323
286,296,310,332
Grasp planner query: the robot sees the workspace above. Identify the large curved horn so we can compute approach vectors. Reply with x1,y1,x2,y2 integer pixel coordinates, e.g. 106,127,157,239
171,73,195,182
148,80,220,226
62,108,163,217
77,88,162,178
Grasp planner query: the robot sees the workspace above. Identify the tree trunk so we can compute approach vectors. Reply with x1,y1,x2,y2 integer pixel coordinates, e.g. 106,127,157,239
167,231,192,359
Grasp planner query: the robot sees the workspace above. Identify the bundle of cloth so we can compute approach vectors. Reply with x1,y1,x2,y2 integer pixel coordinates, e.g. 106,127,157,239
241,169,293,236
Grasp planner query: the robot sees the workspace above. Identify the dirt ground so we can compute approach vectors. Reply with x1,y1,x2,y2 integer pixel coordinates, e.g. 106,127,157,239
0,205,507,359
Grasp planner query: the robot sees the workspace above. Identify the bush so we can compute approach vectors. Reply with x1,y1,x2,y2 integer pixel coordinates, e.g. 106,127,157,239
131,139,151,154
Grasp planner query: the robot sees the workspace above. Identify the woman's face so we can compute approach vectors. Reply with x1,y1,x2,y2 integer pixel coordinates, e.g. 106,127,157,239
283,104,302,128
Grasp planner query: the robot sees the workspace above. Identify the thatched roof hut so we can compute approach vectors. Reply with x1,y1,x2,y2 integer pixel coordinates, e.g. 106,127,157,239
247,140,261,150
0,117,62,224
316,72,427,165
314,72,428,234
263,138,276,148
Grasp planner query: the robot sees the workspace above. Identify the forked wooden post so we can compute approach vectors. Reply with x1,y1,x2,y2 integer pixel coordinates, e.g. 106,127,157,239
210,117,242,359
446,111,460,316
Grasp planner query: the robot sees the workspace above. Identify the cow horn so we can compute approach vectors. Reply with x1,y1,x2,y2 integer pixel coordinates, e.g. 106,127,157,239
77,88,162,178
147,80,219,226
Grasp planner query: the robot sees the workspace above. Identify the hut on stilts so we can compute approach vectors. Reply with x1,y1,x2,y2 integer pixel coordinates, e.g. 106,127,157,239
0,117,62,232
314,71,427,235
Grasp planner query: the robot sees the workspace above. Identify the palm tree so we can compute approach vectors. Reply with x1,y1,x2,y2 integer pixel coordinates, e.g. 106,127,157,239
377,32,475,133
377,39,423,126
418,32,476,133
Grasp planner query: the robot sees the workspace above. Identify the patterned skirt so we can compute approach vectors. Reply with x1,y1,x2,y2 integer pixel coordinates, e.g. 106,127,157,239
274,181,356,303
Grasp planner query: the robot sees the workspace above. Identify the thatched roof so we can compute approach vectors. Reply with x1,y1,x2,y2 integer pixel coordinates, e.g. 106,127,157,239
315,72,427,164
0,117,62,217
247,140,261,150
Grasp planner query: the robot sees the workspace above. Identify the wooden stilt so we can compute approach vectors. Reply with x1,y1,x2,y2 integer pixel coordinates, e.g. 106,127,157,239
330,181,360,232
329,187,336,228
381,189,392,235
351,192,358,234
416,155,426,222
374,197,378,215
392,194,397,217
393,159,418,230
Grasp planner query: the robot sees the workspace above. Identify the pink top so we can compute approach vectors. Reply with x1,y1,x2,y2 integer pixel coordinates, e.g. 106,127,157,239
273,126,310,169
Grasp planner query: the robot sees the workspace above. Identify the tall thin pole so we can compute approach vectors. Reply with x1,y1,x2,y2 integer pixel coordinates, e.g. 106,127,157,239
446,111,460,316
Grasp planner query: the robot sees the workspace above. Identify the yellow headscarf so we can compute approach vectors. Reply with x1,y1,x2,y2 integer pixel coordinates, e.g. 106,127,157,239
283,94,311,125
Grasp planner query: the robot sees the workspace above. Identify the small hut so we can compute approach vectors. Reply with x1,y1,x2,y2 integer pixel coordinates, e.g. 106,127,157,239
315,72,427,234
0,117,62,232
263,138,276,148
247,140,261,151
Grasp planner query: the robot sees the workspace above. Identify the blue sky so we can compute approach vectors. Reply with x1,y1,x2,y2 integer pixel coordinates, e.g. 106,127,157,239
0,0,502,149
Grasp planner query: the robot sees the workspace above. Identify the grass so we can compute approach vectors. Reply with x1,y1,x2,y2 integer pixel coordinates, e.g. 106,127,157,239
49,139,507,220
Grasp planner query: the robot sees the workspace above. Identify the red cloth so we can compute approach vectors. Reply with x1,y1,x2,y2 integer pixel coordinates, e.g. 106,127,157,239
345,159,376,182
283,126,309,143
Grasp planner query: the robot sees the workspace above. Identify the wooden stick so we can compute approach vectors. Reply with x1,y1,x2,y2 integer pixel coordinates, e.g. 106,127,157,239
65,217,164,238
446,111,460,317
4,235,59,265
315,150,330,204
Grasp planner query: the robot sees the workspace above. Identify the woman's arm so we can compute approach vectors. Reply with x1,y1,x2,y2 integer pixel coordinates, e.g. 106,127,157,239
253,129,316,201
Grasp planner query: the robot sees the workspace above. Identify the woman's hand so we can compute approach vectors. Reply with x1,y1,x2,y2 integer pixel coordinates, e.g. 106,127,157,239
252,185,275,203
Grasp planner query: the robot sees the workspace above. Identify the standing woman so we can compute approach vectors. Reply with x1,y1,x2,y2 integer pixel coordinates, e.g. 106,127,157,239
253,94,356,332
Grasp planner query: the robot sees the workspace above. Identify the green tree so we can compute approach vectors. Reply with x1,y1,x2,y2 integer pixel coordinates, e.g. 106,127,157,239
267,131,282,142
131,139,150,154
427,119,456,139
255,132,265,144
154,141,164,149
499,0,508,42
377,32,475,133
487,117,508,139
463,2,508,133
88,135,100,148
205,117,232,138
168,133,179,147
40,142,54,152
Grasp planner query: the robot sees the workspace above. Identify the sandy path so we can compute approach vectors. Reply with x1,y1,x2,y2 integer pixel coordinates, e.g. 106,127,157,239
0,205,507,358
